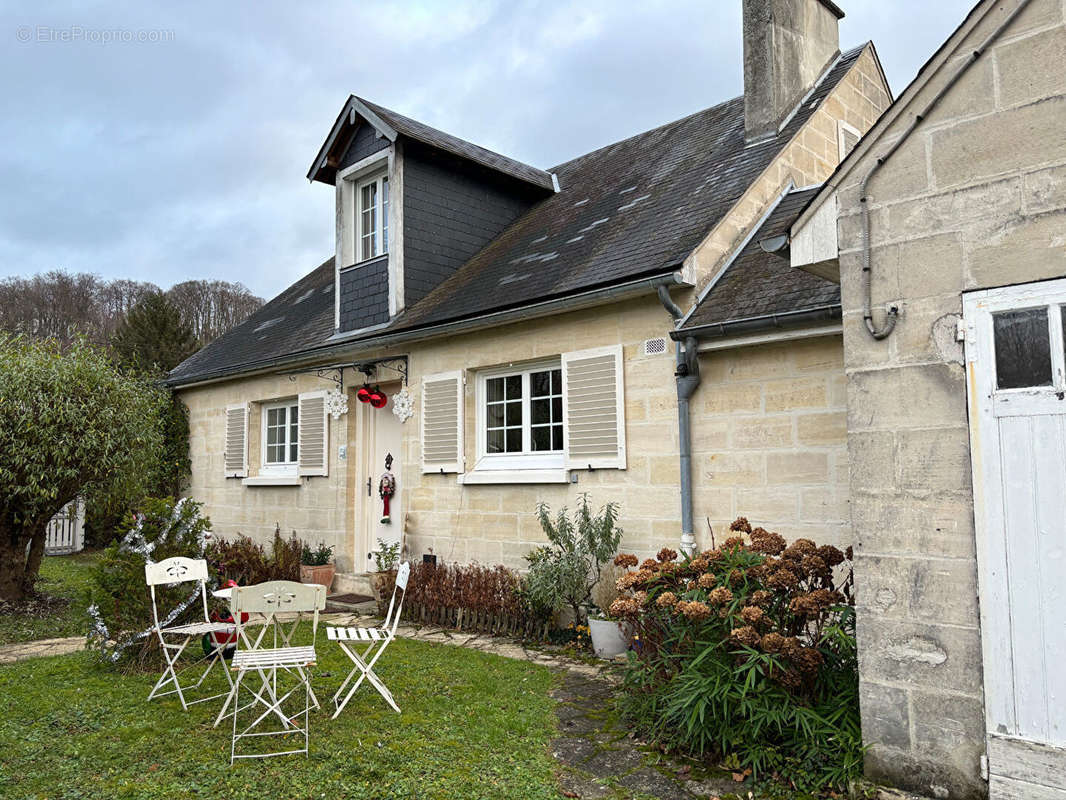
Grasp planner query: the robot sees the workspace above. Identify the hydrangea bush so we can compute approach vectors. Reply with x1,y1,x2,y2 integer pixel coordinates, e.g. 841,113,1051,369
613,518,860,793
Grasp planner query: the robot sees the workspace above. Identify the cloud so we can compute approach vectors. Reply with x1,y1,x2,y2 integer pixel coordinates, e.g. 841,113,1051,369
0,0,976,299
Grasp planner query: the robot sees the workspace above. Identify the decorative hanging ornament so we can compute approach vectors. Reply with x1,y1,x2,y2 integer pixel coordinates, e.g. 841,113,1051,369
356,384,372,404
368,386,388,409
391,387,413,424
378,453,396,524
325,389,348,419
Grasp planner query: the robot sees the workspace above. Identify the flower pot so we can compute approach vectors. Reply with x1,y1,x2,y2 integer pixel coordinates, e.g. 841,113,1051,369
588,616,631,659
300,563,335,591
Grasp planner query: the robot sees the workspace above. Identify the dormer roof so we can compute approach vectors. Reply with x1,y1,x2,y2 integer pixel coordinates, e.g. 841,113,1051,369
307,95,556,192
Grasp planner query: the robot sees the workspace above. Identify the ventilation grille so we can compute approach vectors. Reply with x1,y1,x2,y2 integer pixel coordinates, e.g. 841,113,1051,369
642,337,668,356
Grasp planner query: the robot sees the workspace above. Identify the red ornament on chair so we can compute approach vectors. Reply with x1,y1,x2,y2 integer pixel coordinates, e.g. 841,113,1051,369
368,387,388,408
356,385,372,404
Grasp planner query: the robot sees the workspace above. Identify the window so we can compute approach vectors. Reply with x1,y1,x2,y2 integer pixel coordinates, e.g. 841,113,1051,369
262,401,298,469
838,120,861,161
477,362,563,470
357,173,389,262
993,306,1056,390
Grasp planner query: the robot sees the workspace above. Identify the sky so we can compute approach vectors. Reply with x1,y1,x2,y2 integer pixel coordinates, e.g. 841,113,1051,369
0,0,977,300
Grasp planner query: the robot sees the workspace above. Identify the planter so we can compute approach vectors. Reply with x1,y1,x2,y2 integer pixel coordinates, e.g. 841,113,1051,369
300,563,335,591
588,616,631,659
371,569,397,616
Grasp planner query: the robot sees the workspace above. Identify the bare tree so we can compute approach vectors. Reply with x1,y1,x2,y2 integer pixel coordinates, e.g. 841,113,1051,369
0,271,263,349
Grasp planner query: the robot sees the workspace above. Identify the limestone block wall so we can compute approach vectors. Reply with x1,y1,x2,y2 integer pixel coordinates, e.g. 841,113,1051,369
401,296,682,569
832,1,1066,797
691,335,849,549
179,372,354,570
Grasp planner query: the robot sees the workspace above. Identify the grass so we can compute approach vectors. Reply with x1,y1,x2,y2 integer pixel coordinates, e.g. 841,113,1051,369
0,633,560,799
0,551,100,645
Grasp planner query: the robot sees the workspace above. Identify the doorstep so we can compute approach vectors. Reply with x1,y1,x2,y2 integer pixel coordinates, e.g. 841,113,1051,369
331,572,374,598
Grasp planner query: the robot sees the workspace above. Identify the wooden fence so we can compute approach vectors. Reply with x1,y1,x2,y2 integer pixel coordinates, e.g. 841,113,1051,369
44,498,85,555
403,601,549,640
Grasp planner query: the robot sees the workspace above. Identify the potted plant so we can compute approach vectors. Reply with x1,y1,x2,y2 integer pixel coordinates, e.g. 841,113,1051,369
299,541,335,590
524,494,627,658
587,557,632,659
370,538,401,614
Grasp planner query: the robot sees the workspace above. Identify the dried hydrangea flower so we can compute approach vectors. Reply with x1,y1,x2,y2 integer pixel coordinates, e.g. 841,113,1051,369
750,590,772,606
640,559,659,571
818,544,846,567
656,547,678,563
740,605,765,626
708,587,733,606
730,625,760,648
656,591,678,608
729,517,752,533
614,553,639,569
698,572,716,589
679,600,712,622
750,529,786,555
760,632,787,653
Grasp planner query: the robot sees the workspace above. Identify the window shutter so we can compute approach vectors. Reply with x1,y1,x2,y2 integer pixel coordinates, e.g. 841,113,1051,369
224,403,249,478
562,345,626,470
421,371,464,474
298,390,329,477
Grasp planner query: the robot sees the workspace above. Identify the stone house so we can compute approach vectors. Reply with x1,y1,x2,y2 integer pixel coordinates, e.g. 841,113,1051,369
169,0,888,586
786,0,1066,797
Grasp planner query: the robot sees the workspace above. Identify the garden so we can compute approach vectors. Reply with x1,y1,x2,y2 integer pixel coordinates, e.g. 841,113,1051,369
0,333,872,799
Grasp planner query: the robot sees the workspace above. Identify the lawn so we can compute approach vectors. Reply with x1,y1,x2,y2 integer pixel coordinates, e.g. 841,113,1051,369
0,634,560,800
0,551,100,644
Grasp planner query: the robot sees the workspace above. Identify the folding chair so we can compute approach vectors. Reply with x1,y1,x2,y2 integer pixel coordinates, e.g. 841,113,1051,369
327,561,410,718
145,556,235,711
220,580,325,762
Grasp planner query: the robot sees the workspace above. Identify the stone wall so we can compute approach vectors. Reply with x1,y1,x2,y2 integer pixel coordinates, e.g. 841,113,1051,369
692,335,850,549
831,1,1066,797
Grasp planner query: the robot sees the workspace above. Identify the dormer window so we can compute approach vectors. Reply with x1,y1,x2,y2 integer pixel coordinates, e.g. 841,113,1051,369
357,172,389,262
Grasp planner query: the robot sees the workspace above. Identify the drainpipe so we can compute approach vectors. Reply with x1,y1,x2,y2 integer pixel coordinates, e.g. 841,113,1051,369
658,284,700,556
859,0,1034,340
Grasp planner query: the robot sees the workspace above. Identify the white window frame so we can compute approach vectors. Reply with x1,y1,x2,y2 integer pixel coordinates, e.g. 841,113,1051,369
355,171,389,263
260,399,299,474
837,120,862,162
473,360,564,473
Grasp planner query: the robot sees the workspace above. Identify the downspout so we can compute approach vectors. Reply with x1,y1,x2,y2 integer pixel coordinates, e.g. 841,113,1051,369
859,0,1034,339
658,284,700,556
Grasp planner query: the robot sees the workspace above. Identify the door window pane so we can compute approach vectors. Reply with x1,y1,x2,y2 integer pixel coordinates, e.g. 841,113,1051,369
994,308,1052,389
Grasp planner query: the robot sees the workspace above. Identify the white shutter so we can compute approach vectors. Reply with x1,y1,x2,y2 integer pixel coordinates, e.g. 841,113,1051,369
562,345,626,470
298,390,329,477
224,403,249,478
421,371,464,473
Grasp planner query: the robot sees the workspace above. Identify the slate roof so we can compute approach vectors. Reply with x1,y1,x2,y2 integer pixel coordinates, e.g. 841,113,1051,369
355,97,556,192
677,187,840,332
169,45,865,386
168,258,336,384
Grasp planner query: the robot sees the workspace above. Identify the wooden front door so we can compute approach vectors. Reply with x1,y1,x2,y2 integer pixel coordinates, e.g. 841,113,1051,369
965,278,1066,751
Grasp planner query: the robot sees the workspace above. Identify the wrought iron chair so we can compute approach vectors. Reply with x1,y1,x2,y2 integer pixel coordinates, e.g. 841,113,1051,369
326,561,410,717
219,580,325,762
145,556,235,711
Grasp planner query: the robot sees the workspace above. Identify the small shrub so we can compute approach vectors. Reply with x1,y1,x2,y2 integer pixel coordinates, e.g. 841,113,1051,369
397,562,549,637
612,518,860,794
301,541,334,567
86,497,214,668
525,494,623,625
373,538,401,572
206,525,301,585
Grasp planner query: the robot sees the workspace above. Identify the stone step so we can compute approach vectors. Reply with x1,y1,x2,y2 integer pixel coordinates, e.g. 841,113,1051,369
332,572,374,596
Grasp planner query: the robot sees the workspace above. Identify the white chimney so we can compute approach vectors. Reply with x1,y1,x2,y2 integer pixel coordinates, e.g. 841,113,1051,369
743,0,843,142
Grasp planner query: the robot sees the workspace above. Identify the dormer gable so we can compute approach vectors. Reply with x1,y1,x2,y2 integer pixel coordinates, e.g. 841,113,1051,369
310,96,555,335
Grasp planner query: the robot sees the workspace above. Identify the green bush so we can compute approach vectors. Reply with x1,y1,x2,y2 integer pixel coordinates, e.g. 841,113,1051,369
524,494,622,624
86,497,215,669
206,526,302,585
612,519,861,794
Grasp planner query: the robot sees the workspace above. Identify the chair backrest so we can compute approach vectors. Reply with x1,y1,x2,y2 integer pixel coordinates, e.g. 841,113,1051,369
231,581,326,649
144,557,212,631
383,562,411,636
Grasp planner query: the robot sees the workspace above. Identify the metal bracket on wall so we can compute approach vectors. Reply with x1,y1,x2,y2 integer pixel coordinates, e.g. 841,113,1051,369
355,356,408,386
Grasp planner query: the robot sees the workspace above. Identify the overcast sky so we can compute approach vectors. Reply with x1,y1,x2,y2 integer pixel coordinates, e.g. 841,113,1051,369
1,0,976,299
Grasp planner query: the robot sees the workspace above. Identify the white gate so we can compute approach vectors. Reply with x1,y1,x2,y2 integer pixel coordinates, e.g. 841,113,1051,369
965,278,1066,755
44,498,85,555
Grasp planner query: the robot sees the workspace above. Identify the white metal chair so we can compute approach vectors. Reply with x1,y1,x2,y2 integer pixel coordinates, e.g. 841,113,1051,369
145,556,235,711
220,580,326,762
327,561,410,718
